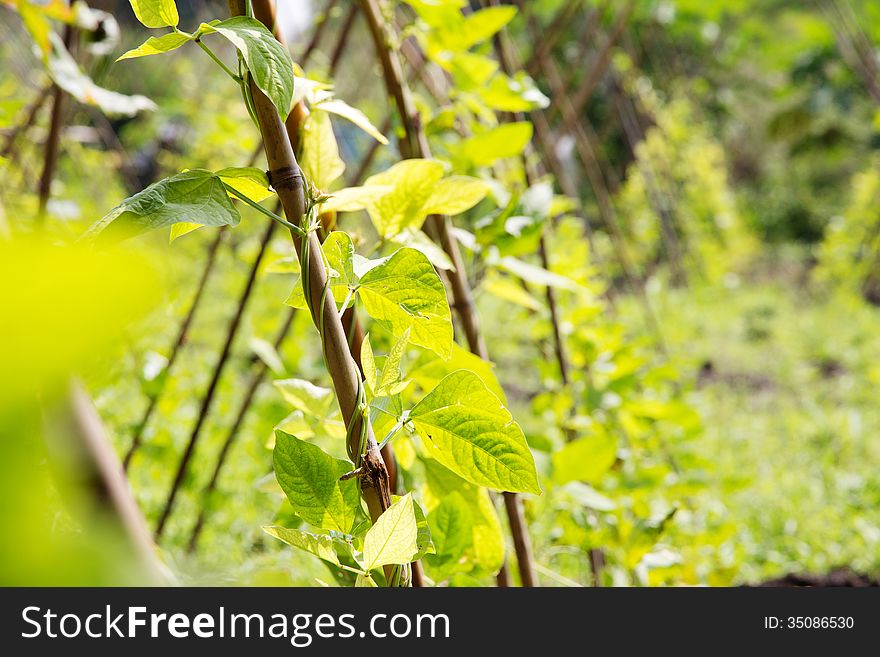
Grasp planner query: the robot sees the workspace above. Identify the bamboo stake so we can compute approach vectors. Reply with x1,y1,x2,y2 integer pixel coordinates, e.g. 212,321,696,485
228,0,393,545
46,380,168,583
123,228,225,471
358,0,536,587
154,219,276,540
1,83,51,158
37,18,75,221
185,307,296,552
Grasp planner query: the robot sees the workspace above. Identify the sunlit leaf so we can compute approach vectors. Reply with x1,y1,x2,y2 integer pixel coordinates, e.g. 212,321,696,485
552,431,618,486
262,526,341,566
361,493,419,571
358,248,453,359
315,98,388,144
128,0,179,28
410,370,540,494
216,166,274,202
450,122,532,167
300,109,345,190
422,176,490,216
117,30,191,61
48,33,156,116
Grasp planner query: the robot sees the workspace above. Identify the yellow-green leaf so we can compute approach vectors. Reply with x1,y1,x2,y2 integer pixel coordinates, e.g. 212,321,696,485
361,493,419,571
117,30,191,61
552,430,618,486
410,370,540,494
422,176,490,216
273,430,360,533
364,159,444,238
300,109,345,190
451,122,533,167
358,248,453,359
316,98,388,144
128,0,179,28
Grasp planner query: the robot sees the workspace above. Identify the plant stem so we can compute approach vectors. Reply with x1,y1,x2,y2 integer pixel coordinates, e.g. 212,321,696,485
195,38,242,82
154,219,276,541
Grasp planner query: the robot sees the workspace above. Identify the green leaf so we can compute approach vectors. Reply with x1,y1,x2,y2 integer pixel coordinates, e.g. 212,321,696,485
273,378,335,418
85,169,238,243
376,329,410,396
410,342,507,404
355,573,378,587
359,248,453,359
117,30,191,61
361,335,378,394
128,0,179,29
48,33,156,117
552,431,618,486
411,496,436,559
216,166,274,202
364,160,445,238
273,430,360,533
262,526,340,566
361,493,419,571
249,337,285,375
422,459,504,574
315,97,388,144
422,176,490,216
479,72,550,112
428,492,472,557
201,17,294,119
561,482,616,512
17,0,53,57
450,122,533,167
483,271,544,311
320,184,394,213
322,231,357,287
451,5,517,51
300,109,345,190
409,370,540,494
168,222,202,242
391,228,455,271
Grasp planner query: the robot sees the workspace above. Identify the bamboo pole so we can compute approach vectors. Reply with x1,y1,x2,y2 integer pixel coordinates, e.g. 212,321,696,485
228,0,393,539
358,0,536,587
154,219,277,540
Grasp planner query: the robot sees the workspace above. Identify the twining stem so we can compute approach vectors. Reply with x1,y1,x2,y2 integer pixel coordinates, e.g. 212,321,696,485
123,228,226,471
228,0,394,564
358,0,535,588
154,219,276,541
186,1,365,556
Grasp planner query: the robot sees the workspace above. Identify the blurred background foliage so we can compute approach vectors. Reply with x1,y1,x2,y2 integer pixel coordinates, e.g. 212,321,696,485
1,0,879,586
